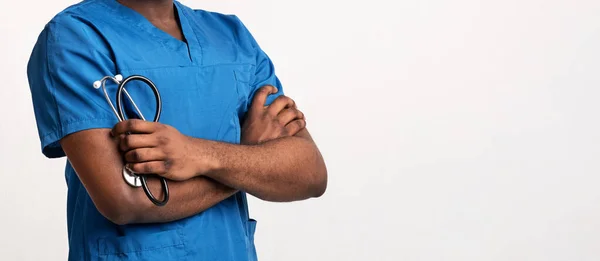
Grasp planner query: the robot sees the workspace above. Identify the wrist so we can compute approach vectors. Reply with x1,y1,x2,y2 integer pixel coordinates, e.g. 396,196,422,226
189,137,224,178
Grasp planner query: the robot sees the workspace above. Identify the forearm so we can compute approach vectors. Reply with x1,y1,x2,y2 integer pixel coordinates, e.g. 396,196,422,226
61,128,236,225
129,176,237,224
200,130,327,202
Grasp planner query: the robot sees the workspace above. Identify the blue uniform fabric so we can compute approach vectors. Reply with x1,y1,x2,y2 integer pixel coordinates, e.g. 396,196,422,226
27,0,283,260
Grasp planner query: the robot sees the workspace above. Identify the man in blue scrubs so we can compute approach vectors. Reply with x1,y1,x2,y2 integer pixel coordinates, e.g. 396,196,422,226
26,0,327,260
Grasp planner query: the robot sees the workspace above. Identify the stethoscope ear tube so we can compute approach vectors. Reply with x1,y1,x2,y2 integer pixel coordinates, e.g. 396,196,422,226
115,75,169,207
115,75,162,122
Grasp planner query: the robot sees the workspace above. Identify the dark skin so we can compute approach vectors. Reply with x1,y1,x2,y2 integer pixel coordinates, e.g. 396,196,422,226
61,0,327,225
118,0,184,41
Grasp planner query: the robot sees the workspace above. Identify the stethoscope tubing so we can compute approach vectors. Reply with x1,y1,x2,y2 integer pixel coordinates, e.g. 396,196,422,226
115,75,169,207
95,74,170,207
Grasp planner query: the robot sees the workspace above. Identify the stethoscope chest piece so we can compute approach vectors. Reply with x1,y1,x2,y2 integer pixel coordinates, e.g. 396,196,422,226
123,167,142,187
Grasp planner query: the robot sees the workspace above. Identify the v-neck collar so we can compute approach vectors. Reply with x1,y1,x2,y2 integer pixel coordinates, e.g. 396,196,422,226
103,0,198,63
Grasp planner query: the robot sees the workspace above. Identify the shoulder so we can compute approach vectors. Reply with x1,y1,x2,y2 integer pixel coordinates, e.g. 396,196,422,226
46,0,105,28
34,0,111,54
28,1,114,77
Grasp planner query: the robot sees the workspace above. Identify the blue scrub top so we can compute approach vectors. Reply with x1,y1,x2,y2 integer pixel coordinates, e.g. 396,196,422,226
27,1,283,260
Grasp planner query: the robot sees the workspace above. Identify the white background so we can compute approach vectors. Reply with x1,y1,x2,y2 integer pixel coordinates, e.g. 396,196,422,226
1,0,599,260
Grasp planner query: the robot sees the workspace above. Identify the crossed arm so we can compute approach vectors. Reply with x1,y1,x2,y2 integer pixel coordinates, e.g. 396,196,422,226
62,129,238,224
61,87,327,225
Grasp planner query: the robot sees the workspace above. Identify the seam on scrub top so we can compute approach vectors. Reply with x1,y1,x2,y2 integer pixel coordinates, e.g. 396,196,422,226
61,116,116,126
61,0,96,14
97,0,169,48
45,23,64,140
176,228,188,256
120,63,256,72
99,242,185,256
234,70,251,84
44,21,116,142
40,117,116,140
176,2,198,63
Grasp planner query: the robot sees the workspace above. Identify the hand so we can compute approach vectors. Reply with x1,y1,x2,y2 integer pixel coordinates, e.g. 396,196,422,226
241,85,306,145
111,120,211,181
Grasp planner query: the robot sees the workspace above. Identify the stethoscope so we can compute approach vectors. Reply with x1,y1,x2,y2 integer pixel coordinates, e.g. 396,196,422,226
93,74,169,206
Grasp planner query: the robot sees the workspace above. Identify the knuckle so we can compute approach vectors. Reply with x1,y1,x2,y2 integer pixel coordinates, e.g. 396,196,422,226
163,160,172,172
124,136,133,148
131,150,142,161
124,151,133,161
157,135,169,145
120,136,129,150
143,164,154,174
268,108,278,116
161,150,170,159
262,112,272,120
286,108,296,117
131,164,142,173
280,96,291,103
272,118,282,126
127,120,136,130
297,120,305,128
275,116,285,126
259,87,271,94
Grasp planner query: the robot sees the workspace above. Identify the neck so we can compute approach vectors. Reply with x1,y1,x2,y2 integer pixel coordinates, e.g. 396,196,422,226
117,0,175,22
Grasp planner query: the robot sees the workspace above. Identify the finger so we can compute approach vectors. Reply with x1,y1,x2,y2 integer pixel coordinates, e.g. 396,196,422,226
267,95,295,115
124,148,166,163
277,108,304,126
127,161,168,175
251,85,278,112
119,134,158,151
112,119,158,136
285,119,307,136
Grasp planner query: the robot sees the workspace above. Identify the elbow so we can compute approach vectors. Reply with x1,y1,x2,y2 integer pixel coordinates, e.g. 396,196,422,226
309,164,328,198
95,192,139,225
306,149,328,198
102,208,135,226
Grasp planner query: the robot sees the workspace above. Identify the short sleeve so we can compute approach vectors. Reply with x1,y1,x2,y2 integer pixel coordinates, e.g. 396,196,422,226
27,19,117,158
251,47,284,106
231,15,285,106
